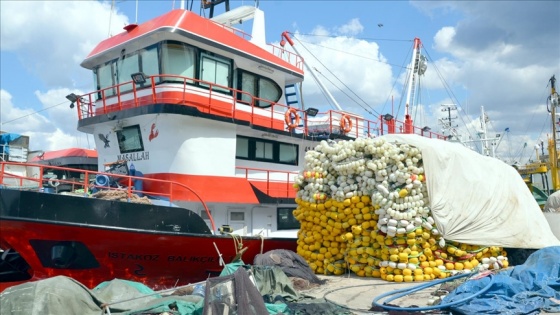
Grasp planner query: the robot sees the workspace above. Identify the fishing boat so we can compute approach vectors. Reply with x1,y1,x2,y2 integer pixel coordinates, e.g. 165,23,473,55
516,75,560,240
0,0,441,293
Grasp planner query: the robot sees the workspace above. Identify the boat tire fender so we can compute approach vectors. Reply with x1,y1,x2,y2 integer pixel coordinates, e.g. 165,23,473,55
340,115,352,133
285,108,300,130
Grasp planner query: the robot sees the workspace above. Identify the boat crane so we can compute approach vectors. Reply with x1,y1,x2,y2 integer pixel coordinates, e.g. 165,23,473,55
516,75,560,207
547,75,560,190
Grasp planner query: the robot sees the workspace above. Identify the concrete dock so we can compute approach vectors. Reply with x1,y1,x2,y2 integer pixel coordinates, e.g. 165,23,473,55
300,274,444,314
299,273,560,315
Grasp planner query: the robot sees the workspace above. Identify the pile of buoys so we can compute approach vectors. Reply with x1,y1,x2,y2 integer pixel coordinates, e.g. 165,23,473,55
293,138,509,282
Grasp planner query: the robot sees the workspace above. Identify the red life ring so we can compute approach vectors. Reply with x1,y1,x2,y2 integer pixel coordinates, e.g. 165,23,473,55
285,108,300,130
340,115,352,133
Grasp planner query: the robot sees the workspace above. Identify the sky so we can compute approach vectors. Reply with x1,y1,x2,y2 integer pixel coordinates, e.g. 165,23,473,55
1,0,559,165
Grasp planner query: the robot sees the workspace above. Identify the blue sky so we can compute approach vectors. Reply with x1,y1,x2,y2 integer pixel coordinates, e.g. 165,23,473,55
1,1,559,164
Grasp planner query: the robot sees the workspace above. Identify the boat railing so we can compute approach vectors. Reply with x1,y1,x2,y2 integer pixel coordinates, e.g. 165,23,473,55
236,166,298,198
0,161,216,231
0,143,29,162
377,115,446,140
516,162,549,176
76,75,445,140
269,45,304,70
211,21,253,41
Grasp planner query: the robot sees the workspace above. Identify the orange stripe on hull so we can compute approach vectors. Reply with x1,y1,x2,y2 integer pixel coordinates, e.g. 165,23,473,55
143,173,260,203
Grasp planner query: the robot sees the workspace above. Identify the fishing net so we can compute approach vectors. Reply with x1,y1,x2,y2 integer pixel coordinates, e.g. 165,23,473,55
253,249,325,285
202,266,268,315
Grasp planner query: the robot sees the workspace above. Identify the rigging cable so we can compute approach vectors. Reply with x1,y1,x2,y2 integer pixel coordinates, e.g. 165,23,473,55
296,36,414,120
422,48,481,152
292,35,382,116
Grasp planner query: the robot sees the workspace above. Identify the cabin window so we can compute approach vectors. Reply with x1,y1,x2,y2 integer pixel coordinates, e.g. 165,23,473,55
230,212,245,221
116,125,144,153
94,45,158,99
239,72,256,104
96,61,116,98
255,141,274,160
277,207,300,230
236,137,249,158
200,53,231,93
258,77,281,107
279,143,298,164
140,45,160,82
236,136,298,165
162,42,196,83
237,70,281,108
117,53,139,93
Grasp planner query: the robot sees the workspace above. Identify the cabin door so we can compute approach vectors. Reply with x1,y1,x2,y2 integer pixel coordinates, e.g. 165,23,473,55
227,207,249,235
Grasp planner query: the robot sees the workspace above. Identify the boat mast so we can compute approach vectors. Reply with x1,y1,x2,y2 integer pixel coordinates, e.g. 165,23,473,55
403,38,426,133
549,75,560,191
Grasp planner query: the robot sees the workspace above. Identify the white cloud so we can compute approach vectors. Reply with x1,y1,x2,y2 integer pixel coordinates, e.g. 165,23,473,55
419,1,560,162
0,0,129,89
1,89,52,133
1,88,93,151
433,26,456,52
0,1,127,151
281,19,393,117
335,18,364,36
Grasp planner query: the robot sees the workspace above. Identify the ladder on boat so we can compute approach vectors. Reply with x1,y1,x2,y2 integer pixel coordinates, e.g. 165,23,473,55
285,84,301,108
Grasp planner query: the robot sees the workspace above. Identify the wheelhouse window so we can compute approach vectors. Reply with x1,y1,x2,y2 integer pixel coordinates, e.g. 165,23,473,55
96,61,116,97
94,44,159,98
277,207,300,230
140,45,160,81
117,53,139,93
236,136,298,165
237,70,281,108
116,125,144,153
161,42,196,83
200,53,231,93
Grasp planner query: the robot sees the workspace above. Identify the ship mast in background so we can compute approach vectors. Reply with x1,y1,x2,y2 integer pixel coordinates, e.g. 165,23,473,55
548,75,560,191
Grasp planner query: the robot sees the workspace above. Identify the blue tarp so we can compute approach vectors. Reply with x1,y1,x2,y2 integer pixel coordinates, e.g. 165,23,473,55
444,246,560,314
0,133,22,155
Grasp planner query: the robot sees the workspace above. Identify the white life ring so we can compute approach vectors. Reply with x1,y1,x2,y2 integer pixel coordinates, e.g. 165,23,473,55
48,175,60,187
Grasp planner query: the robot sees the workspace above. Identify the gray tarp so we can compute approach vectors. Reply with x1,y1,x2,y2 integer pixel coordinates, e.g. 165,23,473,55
0,276,200,315
0,276,108,315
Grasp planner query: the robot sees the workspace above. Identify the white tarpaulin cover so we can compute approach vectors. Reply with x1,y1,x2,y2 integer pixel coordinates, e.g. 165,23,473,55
544,190,560,212
381,134,560,248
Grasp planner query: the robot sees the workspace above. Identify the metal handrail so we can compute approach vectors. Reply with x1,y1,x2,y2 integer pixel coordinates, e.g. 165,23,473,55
0,161,216,231
75,75,446,139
